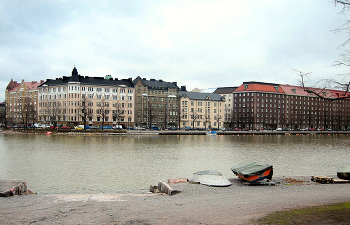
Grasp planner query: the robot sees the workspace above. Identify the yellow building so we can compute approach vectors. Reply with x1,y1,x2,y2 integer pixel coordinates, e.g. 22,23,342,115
179,91,225,130
37,67,135,128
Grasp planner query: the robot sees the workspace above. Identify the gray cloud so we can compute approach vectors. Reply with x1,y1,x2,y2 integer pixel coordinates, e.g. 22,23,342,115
1,0,349,101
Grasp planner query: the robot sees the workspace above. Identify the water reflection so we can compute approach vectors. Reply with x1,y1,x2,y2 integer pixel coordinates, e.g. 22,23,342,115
0,134,349,194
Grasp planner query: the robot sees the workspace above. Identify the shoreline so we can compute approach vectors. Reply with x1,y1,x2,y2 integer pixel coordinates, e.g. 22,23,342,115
1,128,350,136
1,176,350,224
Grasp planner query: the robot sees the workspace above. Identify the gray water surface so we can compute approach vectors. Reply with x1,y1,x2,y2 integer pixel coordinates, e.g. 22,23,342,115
1,134,349,194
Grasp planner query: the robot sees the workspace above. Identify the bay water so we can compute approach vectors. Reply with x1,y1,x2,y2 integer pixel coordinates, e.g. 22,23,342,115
0,133,349,194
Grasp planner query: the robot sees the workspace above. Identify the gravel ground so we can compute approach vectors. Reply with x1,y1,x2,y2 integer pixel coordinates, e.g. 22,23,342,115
1,176,350,225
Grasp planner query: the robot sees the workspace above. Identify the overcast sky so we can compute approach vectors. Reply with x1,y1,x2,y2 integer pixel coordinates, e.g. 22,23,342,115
1,0,349,101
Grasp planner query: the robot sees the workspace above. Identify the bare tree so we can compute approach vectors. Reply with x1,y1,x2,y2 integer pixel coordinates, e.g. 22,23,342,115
294,69,350,100
191,111,198,129
112,102,124,127
0,104,6,126
295,1,350,100
97,99,109,130
215,114,222,129
45,101,62,128
79,97,92,130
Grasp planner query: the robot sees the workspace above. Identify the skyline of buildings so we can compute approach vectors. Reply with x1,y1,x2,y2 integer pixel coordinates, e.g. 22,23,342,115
3,67,350,130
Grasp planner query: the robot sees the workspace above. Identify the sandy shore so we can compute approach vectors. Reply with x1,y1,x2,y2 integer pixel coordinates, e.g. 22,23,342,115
1,176,350,225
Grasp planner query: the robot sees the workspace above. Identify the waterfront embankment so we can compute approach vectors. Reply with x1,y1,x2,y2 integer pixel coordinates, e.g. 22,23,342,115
1,176,350,224
2,128,350,136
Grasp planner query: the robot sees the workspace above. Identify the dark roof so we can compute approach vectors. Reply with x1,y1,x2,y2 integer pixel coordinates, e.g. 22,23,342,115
213,87,238,94
243,81,280,86
39,67,134,88
133,76,179,90
180,91,225,101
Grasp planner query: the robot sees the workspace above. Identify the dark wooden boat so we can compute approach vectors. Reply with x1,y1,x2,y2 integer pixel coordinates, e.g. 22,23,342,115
337,165,350,180
231,162,273,182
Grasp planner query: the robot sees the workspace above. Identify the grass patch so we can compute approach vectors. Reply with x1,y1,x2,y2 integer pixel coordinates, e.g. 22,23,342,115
252,202,350,225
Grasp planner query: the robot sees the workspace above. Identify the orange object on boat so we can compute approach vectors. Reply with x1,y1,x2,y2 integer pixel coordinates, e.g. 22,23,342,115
231,162,273,182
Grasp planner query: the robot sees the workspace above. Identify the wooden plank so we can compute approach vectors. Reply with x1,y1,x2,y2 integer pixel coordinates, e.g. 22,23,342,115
333,178,350,183
311,176,334,184
157,181,181,196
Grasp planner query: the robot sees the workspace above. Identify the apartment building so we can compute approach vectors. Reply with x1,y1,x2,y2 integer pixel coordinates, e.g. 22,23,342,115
180,91,225,129
5,79,44,127
133,76,180,128
37,67,134,128
230,81,350,130
213,87,237,126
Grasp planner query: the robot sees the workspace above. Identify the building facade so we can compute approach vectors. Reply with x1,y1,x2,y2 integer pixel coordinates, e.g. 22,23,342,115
179,91,225,129
133,77,180,128
37,67,135,128
230,81,350,131
5,79,44,127
213,87,237,126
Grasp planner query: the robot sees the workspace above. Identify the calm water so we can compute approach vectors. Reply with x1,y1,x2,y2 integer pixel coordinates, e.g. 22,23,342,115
0,133,349,194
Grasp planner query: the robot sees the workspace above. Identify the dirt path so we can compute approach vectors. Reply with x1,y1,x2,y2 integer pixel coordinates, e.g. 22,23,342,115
1,177,350,225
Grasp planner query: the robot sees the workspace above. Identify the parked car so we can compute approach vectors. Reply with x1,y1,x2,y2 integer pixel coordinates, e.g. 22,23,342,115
150,125,160,130
276,127,282,131
182,126,192,131
74,125,84,130
113,125,123,130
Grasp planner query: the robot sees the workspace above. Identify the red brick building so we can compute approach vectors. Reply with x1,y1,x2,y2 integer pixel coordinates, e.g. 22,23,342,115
229,81,350,131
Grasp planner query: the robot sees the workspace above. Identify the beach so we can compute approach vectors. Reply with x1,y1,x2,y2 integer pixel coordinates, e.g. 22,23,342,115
1,176,350,224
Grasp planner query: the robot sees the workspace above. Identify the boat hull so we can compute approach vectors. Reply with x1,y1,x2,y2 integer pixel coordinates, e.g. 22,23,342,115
236,168,273,182
231,162,273,183
337,165,350,180
191,170,231,187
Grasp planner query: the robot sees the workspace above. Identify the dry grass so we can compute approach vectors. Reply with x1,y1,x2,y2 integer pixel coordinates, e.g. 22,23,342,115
251,202,350,225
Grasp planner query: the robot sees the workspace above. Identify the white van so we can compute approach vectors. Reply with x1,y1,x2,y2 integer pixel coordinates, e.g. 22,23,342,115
113,125,123,130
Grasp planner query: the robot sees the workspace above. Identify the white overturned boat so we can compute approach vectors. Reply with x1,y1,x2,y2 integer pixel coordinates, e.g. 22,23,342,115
191,170,231,187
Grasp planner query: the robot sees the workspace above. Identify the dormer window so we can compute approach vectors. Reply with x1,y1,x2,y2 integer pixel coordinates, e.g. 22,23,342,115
244,84,248,90
291,89,296,93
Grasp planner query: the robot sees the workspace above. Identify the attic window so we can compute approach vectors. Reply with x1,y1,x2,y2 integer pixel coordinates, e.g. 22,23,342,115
274,86,279,92
244,84,248,90
322,92,327,96
291,89,296,93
